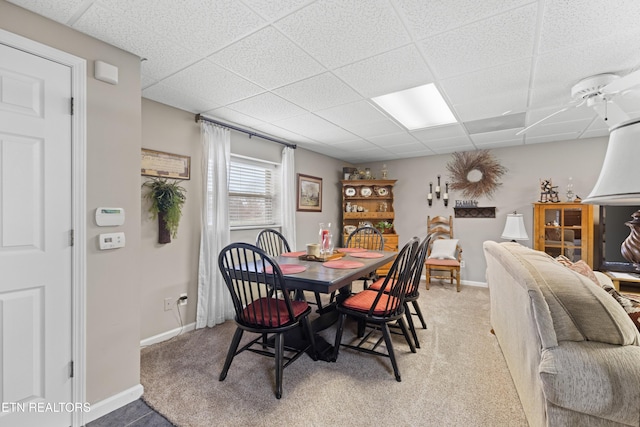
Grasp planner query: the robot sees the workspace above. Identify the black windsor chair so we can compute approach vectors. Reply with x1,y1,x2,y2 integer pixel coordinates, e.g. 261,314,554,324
218,242,317,399
332,237,419,382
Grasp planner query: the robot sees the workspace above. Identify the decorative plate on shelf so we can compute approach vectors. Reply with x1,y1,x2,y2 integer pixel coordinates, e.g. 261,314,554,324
360,187,372,197
345,187,356,197
376,187,389,196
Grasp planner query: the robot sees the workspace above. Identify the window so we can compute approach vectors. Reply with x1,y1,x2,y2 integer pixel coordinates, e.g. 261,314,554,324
228,155,280,229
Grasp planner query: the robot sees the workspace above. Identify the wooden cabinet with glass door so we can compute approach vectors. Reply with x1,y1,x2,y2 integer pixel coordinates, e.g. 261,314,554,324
342,179,398,275
533,202,595,267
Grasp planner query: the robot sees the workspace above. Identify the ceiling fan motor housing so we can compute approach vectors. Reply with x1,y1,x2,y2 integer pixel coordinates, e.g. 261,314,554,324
571,73,619,99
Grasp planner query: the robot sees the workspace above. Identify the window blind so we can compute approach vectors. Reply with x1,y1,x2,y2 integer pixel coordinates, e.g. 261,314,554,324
228,156,279,228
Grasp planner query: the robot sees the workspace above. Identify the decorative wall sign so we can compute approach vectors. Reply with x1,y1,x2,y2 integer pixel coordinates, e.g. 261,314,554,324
447,150,506,198
454,207,496,218
141,148,191,180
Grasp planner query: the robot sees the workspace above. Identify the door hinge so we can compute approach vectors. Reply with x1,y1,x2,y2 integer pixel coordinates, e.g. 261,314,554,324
70,97,74,115
69,361,74,378
70,229,74,247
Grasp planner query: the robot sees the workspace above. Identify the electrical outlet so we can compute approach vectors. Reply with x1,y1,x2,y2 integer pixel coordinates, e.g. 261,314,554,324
164,297,172,311
178,293,188,306
460,260,466,268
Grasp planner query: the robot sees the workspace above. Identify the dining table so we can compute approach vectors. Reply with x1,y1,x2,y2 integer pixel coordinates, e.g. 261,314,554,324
272,249,398,360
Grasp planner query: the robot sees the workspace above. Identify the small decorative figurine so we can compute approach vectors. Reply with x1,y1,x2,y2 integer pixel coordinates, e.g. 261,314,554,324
539,179,560,203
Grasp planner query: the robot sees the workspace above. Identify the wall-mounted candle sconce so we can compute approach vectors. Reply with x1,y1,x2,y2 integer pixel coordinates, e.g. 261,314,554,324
435,175,441,199
444,182,449,207
428,182,433,206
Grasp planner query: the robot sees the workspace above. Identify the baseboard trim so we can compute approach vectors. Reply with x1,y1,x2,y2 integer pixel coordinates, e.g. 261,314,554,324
84,384,144,423
421,275,488,288
140,322,196,348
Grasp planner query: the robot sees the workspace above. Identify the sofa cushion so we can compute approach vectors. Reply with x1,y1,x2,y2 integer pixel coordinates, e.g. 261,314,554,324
539,340,640,425
503,243,639,346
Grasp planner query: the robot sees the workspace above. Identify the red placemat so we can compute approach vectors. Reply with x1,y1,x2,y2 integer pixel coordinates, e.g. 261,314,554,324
337,247,368,253
265,264,307,274
281,251,306,257
349,252,385,259
322,260,365,269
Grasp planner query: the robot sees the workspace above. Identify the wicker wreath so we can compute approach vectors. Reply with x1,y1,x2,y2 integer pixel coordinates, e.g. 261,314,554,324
446,150,506,199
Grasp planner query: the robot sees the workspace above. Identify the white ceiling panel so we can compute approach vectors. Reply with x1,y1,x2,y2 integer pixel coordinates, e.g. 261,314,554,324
273,73,361,111
394,0,535,41
209,26,324,90
333,45,434,98
159,59,264,106
98,0,266,55
419,4,537,79
23,0,640,163
275,0,411,68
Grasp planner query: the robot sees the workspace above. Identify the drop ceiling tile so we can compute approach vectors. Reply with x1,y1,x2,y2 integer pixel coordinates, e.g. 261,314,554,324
419,3,537,79
421,135,474,149
272,113,358,143
73,4,201,81
143,83,220,113
580,128,610,139
539,0,640,53
430,143,476,154
227,92,307,122
249,123,317,144
470,129,524,144
242,0,315,21
275,0,411,68
98,0,266,55
209,26,324,90
524,132,581,145
343,120,406,139
333,45,434,98
203,107,266,128
141,73,159,89
162,60,264,106
526,119,592,138
440,59,531,106
331,139,381,152
315,101,388,126
273,73,362,111
452,93,529,123
6,0,84,24
367,132,419,148
475,139,524,149
411,124,468,142
384,142,430,154
394,0,534,40
526,104,597,125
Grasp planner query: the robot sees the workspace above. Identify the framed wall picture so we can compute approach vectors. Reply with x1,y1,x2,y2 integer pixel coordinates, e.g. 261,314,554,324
141,148,190,180
297,174,322,212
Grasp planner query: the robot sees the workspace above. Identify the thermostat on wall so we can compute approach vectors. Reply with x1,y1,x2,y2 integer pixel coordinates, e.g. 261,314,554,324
99,232,125,250
95,207,125,226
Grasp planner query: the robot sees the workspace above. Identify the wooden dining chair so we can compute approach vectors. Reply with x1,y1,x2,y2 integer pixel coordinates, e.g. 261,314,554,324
425,215,462,292
256,228,307,302
218,242,317,399
345,226,385,289
369,234,430,348
332,237,419,382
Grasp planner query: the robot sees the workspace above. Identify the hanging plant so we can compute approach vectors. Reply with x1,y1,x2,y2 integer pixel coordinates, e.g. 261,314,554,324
142,178,186,243
446,150,507,199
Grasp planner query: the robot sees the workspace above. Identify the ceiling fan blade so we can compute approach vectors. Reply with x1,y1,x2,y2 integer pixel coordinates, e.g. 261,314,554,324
602,69,640,94
515,105,572,136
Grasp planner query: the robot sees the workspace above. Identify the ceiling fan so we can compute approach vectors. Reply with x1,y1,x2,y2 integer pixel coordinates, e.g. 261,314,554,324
516,69,640,135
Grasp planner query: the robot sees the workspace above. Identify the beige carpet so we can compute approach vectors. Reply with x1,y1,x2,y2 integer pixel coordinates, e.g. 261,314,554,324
140,283,528,427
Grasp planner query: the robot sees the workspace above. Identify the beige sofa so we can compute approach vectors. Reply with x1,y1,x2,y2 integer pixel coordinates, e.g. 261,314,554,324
483,241,640,426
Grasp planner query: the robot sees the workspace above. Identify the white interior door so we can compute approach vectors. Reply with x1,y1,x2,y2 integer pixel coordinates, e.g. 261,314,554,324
0,43,73,427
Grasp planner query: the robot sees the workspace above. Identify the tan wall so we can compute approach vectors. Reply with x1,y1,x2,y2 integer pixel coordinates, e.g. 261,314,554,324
0,1,142,404
365,136,608,282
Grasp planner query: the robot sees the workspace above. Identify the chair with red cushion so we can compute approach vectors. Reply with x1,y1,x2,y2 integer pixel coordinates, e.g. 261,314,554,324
218,242,317,399
332,237,419,382
369,235,430,348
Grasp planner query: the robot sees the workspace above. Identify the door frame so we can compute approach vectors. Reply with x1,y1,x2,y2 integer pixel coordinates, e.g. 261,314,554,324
0,29,87,427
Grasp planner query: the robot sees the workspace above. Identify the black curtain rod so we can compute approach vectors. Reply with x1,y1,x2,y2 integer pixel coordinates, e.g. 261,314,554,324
195,114,297,149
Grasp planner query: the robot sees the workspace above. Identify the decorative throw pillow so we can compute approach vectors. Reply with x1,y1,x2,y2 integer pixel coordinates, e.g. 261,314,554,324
599,279,640,333
429,239,459,260
555,255,599,284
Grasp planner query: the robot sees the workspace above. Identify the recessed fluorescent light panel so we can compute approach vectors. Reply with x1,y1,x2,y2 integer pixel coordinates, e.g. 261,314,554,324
371,83,457,130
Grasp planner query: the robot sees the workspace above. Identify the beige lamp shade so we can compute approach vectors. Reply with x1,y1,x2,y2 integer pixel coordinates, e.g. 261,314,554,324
583,119,640,205
501,213,528,241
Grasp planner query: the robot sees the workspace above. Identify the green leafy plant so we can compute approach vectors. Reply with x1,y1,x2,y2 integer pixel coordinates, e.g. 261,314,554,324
375,220,393,233
142,178,186,239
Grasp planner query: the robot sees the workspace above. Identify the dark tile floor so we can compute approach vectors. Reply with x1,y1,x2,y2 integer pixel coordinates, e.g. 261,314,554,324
87,398,173,427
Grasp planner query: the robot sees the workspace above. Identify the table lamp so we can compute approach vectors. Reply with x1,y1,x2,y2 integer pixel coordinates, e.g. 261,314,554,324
501,212,529,242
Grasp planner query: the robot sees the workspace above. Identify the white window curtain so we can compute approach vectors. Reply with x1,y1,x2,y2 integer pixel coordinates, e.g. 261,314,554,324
281,146,296,248
197,121,234,329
